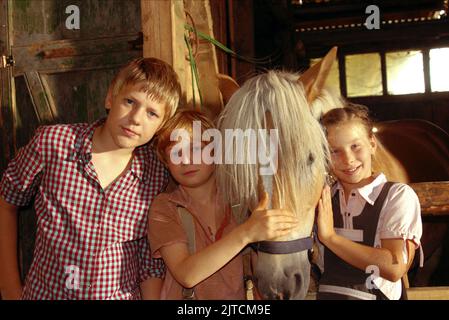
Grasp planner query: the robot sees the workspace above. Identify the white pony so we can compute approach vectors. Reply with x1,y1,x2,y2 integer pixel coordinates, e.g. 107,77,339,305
216,70,329,299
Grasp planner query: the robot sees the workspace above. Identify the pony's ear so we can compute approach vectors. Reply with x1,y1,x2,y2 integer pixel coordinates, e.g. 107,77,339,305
299,46,338,104
217,73,240,106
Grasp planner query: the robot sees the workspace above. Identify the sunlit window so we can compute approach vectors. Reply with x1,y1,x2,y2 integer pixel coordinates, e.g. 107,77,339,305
309,57,340,93
345,53,382,97
386,50,425,95
430,48,449,92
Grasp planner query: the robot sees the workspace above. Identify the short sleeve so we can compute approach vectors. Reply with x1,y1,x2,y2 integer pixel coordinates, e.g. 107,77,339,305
137,237,166,281
377,183,423,248
148,193,188,258
0,127,45,206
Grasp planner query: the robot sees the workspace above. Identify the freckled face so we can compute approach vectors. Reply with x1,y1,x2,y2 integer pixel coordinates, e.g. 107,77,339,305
327,120,376,191
104,83,166,150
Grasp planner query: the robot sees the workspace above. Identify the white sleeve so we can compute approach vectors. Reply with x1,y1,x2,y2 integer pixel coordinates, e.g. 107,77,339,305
377,183,423,248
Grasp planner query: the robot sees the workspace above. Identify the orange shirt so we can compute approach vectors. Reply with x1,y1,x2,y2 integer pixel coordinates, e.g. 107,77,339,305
148,186,245,300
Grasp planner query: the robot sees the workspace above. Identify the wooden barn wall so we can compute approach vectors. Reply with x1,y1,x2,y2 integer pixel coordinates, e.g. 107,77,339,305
1,0,142,283
210,0,255,85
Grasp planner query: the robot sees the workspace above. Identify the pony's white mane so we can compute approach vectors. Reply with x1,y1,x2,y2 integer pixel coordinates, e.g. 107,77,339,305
216,70,329,224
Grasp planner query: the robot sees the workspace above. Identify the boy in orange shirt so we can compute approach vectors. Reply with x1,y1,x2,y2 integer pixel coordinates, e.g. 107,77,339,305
149,109,298,299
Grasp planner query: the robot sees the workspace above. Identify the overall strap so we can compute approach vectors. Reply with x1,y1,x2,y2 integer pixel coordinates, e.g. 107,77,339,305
178,206,196,255
369,181,395,221
177,206,196,300
231,204,255,300
356,181,395,246
242,247,255,300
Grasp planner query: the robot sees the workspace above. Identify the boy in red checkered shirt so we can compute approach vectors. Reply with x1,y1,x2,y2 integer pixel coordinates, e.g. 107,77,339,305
0,58,181,300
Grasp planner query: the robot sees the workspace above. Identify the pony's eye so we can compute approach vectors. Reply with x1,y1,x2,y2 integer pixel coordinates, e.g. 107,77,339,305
308,152,315,165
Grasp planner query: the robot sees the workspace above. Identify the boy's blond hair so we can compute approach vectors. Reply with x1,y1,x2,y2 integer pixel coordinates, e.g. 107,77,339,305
110,57,182,123
155,109,215,164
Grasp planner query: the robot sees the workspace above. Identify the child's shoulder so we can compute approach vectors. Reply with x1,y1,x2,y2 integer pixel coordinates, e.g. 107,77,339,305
386,181,419,202
153,191,171,202
35,122,88,143
151,187,182,209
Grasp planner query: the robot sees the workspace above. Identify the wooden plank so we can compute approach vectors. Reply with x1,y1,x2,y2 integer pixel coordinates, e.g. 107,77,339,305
140,0,190,102
410,181,449,216
407,286,449,300
23,71,56,124
140,0,223,119
10,0,141,46
306,287,449,300
184,0,222,118
0,0,15,167
12,34,141,75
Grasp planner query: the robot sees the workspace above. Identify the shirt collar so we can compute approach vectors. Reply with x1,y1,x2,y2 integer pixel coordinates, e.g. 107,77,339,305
167,185,193,208
68,117,161,184
332,173,387,205
132,142,163,184
69,118,105,164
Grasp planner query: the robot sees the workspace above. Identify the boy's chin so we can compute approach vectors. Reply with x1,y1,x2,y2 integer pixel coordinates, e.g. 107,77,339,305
113,138,143,150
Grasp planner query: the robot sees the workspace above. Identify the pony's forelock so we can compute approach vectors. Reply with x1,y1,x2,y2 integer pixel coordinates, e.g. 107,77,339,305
216,70,329,232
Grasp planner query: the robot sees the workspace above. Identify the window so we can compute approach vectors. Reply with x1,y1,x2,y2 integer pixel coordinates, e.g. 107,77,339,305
309,46,449,97
345,53,382,97
386,50,425,95
429,47,449,92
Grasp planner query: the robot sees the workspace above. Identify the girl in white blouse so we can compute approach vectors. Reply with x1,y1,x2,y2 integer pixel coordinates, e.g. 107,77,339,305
316,103,423,300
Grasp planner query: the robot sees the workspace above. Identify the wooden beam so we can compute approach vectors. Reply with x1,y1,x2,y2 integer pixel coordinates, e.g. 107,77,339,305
0,0,16,165
307,286,449,300
410,181,449,216
140,0,223,118
183,0,222,118
140,0,191,106
407,286,449,300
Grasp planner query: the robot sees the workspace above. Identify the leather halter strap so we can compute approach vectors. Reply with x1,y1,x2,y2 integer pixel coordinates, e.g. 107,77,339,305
250,236,314,254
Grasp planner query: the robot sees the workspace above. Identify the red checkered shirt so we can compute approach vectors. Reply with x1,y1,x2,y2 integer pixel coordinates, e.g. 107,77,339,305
0,119,168,299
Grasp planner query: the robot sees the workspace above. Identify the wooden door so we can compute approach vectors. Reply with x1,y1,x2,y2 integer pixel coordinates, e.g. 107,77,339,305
0,0,142,282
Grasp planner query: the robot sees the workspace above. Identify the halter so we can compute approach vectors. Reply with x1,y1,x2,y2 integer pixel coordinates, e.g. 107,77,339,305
250,235,314,254
250,222,317,256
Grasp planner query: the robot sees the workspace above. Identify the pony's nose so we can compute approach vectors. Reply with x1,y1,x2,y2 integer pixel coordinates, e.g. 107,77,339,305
275,272,303,300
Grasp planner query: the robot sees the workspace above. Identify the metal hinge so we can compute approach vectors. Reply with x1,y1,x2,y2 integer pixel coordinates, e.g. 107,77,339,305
1,54,15,68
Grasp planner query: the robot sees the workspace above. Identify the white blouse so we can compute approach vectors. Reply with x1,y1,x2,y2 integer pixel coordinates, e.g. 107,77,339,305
319,173,423,300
